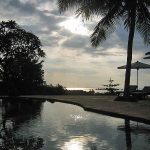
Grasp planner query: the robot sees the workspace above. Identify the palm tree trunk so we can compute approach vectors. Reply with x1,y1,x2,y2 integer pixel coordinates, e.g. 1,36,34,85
124,7,136,98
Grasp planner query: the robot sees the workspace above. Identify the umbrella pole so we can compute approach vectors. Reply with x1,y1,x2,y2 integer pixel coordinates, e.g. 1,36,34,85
137,69,139,90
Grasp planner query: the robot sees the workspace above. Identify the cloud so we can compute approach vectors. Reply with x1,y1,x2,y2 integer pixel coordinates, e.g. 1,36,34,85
0,0,64,31
0,0,149,88
62,34,89,49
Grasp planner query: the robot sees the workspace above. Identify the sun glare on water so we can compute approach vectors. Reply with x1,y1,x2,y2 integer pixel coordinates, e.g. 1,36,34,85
66,142,82,150
62,138,83,150
59,17,89,36
61,136,97,150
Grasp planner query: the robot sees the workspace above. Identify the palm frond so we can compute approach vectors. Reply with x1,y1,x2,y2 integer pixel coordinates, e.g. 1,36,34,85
136,1,150,44
90,26,107,47
58,0,81,12
58,0,107,14
90,2,123,47
58,0,150,47
76,0,109,20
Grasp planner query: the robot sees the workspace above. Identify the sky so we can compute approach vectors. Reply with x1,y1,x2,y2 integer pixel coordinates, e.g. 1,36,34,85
1,0,150,89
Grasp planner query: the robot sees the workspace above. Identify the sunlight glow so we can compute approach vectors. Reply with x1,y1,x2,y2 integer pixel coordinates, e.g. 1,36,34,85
61,136,97,150
62,138,83,150
59,17,89,35
70,114,83,121
66,142,82,150
67,88,90,92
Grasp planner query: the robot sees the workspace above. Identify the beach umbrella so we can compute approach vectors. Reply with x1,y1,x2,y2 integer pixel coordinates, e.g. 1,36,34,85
118,61,150,89
143,52,150,59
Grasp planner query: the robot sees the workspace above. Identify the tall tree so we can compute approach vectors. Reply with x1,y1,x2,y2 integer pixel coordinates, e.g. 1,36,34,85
0,20,45,95
58,0,150,98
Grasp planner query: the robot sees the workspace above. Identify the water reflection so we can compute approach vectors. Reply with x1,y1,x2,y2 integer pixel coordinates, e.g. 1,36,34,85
125,119,132,150
63,137,84,150
0,99,44,150
0,99,150,150
118,119,150,150
62,136,97,150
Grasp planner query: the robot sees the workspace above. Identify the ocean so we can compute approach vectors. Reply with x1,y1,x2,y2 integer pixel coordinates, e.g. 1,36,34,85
66,87,103,93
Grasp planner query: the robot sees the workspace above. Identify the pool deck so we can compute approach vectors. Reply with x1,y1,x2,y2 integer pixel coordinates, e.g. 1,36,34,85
1,95,150,124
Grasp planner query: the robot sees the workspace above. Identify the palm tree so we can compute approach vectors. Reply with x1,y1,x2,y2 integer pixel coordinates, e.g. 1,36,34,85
58,0,150,98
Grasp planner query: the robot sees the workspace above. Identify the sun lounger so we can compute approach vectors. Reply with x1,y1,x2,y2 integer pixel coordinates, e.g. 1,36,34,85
116,85,138,96
131,86,150,99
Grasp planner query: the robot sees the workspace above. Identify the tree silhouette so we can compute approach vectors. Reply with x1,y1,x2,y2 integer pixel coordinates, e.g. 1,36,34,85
0,100,44,149
0,20,45,95
98,78,119,95
58,0,150,99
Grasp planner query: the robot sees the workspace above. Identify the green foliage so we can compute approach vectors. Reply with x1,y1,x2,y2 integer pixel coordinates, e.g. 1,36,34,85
0,100,44,149
88,89,95,95
0,20,45,95
38,84,66,95
100,78,119,95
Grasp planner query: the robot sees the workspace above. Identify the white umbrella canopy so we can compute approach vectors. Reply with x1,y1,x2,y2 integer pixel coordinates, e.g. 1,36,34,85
118,61,150,89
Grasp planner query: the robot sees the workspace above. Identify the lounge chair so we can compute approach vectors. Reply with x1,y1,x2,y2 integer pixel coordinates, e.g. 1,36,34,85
131,86,150,99
116,85,138,96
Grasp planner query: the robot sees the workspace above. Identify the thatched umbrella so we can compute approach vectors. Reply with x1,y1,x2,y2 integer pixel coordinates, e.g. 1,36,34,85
118,61,150,89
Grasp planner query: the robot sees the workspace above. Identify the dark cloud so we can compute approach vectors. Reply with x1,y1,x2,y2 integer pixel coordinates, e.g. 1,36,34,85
8,0,36,14
90,28,148,57
42,34,62,47
61,31,126,57
62,34,89,49
0,0,64,32
110,25,148,53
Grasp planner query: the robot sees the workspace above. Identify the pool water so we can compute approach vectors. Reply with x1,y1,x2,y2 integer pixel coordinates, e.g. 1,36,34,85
0,99,150,150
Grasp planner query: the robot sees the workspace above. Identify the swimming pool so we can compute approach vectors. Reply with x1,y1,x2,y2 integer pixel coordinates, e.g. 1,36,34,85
0,99,150,150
